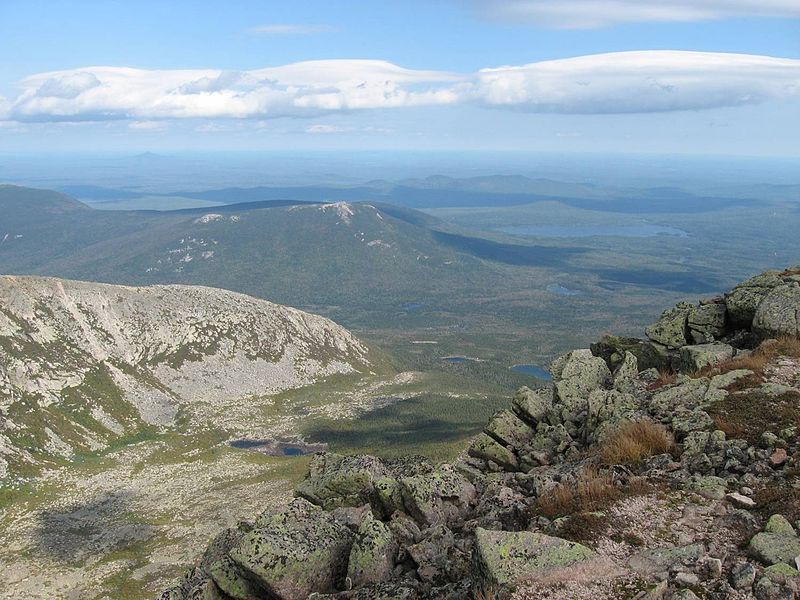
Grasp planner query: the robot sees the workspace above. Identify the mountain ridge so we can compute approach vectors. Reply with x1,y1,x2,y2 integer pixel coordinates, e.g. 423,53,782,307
0,275,372,478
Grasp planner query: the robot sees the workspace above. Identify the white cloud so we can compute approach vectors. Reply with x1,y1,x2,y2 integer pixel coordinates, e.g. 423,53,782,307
473,51,800,113
2,52,798,122
7,60,461,122
247,24,335,35
464,0,800,28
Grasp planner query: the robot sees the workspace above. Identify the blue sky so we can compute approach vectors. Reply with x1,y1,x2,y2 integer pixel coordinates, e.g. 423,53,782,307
0,0,798,155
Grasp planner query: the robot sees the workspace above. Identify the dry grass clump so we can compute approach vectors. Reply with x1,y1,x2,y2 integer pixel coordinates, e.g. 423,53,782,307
763,335,800,359
597,421,674,466
711,414,746,439
693,335,800,386
536,468,623,519
647,369,677,390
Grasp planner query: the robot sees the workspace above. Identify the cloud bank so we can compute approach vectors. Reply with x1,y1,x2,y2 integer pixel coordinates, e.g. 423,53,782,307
464,0,800,28
3,52,798,123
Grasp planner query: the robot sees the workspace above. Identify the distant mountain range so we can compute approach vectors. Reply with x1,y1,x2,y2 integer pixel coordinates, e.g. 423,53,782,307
57,174,766,213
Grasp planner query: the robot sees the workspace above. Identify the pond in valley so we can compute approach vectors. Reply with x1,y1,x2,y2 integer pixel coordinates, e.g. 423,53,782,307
510,364,553,381
229,438,327,456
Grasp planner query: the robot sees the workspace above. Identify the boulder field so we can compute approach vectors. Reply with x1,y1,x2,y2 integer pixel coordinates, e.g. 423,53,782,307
159,267,800,600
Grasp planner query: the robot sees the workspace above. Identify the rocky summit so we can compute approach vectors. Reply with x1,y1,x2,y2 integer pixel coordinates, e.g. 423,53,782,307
158,266,800,600
0,276,370,479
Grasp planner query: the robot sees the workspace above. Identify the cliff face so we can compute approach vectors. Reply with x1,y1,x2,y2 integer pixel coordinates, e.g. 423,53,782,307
0,276,370,478
160,266,800,600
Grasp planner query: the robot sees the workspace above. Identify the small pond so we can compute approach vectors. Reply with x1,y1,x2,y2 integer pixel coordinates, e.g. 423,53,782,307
511,364,553,381
442,356,478,364
229,438,327,457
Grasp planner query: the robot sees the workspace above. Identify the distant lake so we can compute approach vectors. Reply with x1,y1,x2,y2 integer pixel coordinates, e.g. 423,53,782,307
511,364,553,380
443,356,477,364
496,224,688,238
546,284,580,296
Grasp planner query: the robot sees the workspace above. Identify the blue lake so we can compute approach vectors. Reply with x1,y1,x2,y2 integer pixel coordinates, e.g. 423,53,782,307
511,364,553,380
282,447,305,456
443,356,476,363
497,225,688,238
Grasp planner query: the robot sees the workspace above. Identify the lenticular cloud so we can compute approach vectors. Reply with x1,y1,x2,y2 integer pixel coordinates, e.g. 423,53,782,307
473,51,800,114
3,51,799,122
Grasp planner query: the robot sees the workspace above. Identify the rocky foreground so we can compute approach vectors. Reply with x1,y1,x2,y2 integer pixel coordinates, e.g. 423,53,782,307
160,267,800,600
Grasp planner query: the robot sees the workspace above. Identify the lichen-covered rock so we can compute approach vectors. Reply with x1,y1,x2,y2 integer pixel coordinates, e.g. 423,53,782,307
591,334,665,372
688,475,727,500
472,483,528,531
347,513,397,588
468,433,519,471
186,580,227,600
207,557,265,600
749,530,800,566
730,562,757,589
671,408,714,439
649,378,710,417
224,498,354,599
485,410,535,449
645,302,693,349
725,271,784,328
512,386,553,425
766,515,797,535
754,564,799,600
688,302,728,343
628,544,704,578
551,349,611,422
400,464,476,527
585,389,638,442
407,524,460,585
295,452,388,510
673,590,701,600
475,528,596,587
753,283,800,339
613,351,639,393
374,476,404,518
679,343,734,372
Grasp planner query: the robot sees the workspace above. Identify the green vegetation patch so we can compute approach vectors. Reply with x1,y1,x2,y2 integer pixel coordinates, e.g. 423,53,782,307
303,392,509,462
